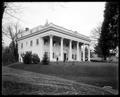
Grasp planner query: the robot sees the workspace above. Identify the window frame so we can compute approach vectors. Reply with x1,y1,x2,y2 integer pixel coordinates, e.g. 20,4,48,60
30,40,33,46
21,43,23,49
36,39,39,45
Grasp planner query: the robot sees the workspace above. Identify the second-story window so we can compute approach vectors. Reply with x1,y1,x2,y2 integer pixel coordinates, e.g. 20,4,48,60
26,42,28,46
36,39,39,45
21,43,23,49
30,40,33,46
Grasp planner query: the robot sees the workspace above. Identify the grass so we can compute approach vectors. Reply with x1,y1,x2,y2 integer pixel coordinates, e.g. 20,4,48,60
2,80,112,95
9,61,118,90
2,80,39,95
2,80,63,95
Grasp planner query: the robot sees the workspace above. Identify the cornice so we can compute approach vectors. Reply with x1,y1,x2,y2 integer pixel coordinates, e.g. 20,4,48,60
18,24,91,42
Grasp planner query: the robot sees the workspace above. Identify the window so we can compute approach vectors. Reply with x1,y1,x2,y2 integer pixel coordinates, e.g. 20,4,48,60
45,52,48,57
36,39,39,45
53,53,54,58
26,42,28,46
45,52,48,55
72,54,74,59
75,54,76,60
30,40,33,46
21,43,23,49
44,39,48,45
72,45,74,49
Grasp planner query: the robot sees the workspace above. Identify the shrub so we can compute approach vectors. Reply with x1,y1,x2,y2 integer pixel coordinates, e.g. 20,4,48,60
2,47,16,66
21,51,32,64
32,54,40,64
42,52,49,65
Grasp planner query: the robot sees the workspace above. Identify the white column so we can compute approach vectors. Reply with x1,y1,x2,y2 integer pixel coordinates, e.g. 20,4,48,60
19,53,21,62
60,38,63,61
77,42,80,61
50,35,53,61
69,40,72,61
79,45,82,61
88,45,90,61
83,45,85,61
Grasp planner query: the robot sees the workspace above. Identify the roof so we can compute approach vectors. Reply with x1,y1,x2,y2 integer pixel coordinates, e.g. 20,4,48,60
18,23,91,42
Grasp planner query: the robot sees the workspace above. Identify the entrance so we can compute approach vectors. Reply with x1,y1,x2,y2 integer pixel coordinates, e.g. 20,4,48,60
64,53,67,62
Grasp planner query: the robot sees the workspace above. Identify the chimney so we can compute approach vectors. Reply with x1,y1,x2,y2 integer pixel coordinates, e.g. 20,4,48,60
25,27,29,31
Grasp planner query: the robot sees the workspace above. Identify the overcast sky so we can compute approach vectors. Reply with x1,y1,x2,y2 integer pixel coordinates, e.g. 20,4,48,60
3,2,106,46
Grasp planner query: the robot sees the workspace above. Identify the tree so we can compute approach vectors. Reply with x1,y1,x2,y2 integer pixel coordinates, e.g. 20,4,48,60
1,2,6,19
98,2,119,60
2,23,22,61
94,43,103,58
90,24,101,43
2,2,23,23
9,41,19,62
42,53,49,65
90,24,102,54
2,46,16,65
2,2,23,62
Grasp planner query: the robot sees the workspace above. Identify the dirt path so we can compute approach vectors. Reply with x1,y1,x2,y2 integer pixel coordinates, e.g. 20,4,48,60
2,66,117,95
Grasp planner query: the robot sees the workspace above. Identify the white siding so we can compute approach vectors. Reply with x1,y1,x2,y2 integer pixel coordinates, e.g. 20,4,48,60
18,34,44,62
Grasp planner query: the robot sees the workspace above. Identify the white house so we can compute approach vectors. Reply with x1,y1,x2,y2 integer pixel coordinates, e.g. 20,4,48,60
17,23,91,62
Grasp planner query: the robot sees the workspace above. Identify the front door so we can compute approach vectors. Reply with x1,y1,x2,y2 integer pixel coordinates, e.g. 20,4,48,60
64,53,67,61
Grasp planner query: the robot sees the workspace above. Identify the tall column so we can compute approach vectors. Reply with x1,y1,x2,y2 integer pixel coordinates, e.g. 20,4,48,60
77,42,80,61
79,45,82,61
60,38,63,61
19,53,21,62
50,35,53,61
83,44,85,61
69,40,72,61
88,45,90,61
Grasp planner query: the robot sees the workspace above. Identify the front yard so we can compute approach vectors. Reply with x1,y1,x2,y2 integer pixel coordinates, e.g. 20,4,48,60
9,61,118,90
2,66,114,95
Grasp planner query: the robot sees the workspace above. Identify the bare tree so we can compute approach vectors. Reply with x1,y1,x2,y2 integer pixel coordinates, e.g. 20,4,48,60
2,22,22,42
2,2,25,29
90,24,101,42
90,24,102,49
3,2,23,20
2,22,23,61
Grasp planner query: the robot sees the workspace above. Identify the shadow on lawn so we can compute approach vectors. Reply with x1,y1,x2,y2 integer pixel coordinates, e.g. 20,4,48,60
9,62,118,90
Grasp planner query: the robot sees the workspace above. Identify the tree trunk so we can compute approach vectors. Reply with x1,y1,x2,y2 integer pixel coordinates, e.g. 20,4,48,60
1,2,6,19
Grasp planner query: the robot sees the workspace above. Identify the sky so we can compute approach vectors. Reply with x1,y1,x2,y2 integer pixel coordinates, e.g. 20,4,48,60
2,2,106,47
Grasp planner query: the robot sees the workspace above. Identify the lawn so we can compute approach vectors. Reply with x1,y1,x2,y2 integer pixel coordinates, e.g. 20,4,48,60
9,61,118,90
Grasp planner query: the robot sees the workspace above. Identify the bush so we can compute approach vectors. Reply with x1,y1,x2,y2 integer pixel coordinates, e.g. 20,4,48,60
42,52,49,65
2,47,16,66
21,51,32,64
32,54,40,64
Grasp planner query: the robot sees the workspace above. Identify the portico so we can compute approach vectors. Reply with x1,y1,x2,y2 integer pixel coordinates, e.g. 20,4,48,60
47,34,90,62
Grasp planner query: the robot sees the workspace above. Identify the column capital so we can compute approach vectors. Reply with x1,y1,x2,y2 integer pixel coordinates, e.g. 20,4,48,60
49,35,53,38
77,41,79,44
61,37,64,40
69,40,72,42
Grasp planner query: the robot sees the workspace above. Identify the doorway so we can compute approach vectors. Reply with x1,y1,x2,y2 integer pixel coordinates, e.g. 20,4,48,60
64,53,67,62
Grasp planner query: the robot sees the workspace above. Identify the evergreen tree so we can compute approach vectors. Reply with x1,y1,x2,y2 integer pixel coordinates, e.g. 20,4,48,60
94,43,103,58
9,41,19,62
42,53,49,65
98,2,119,60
